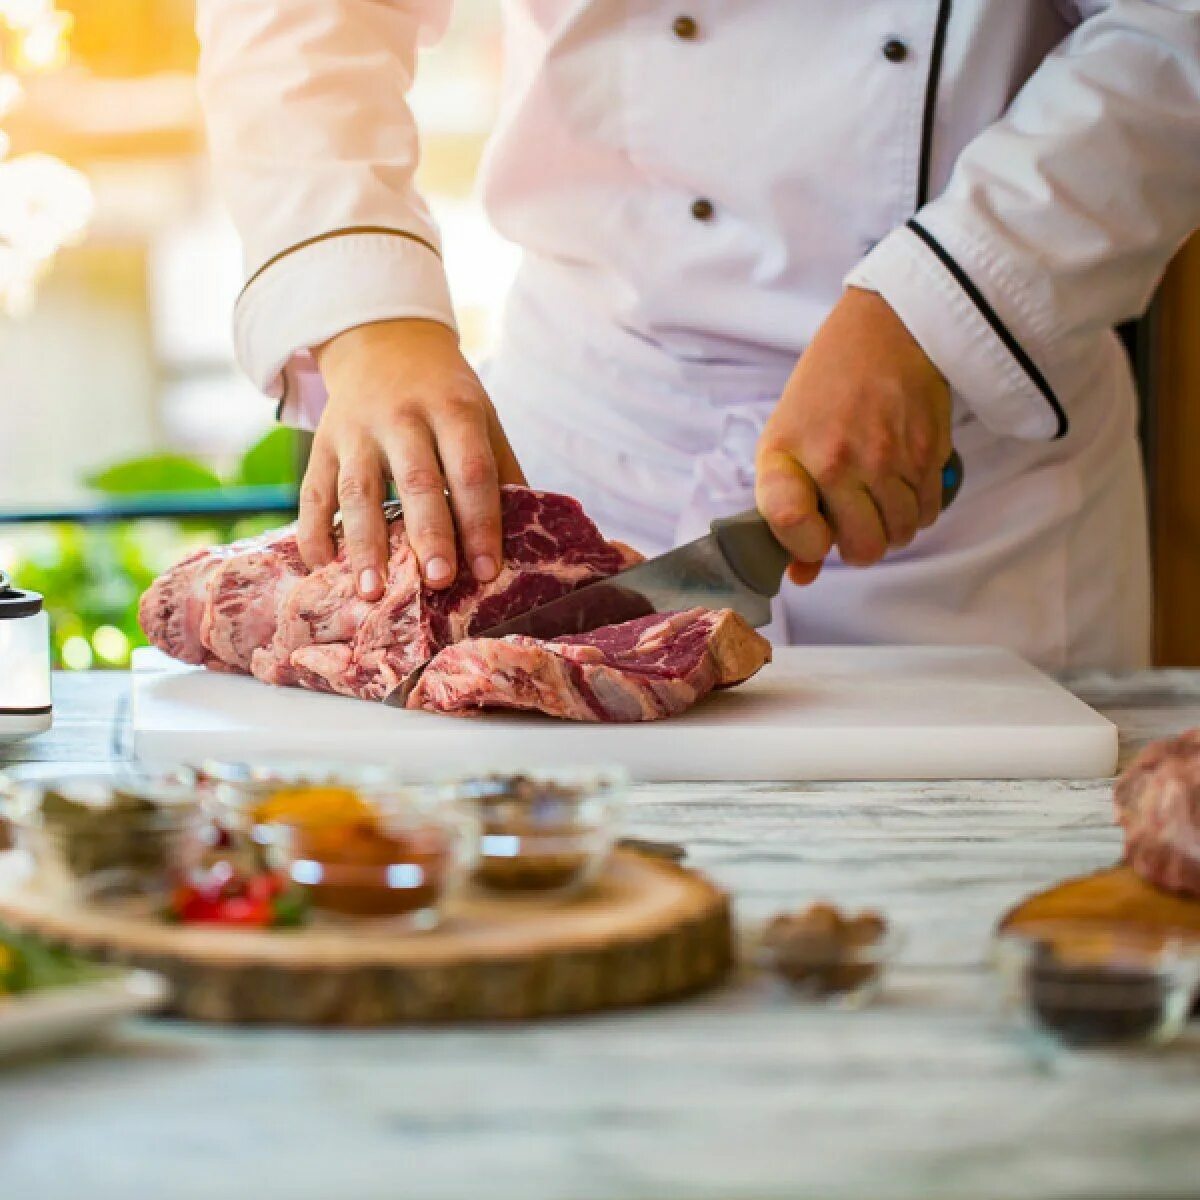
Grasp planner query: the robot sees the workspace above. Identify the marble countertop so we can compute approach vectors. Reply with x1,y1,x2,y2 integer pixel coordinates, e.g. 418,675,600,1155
2,669,1200,1200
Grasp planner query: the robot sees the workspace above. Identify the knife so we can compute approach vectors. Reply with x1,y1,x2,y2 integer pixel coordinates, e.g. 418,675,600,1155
385,450,964,707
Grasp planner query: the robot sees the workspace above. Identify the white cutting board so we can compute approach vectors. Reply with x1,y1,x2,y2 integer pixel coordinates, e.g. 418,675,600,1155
129,645,1117,782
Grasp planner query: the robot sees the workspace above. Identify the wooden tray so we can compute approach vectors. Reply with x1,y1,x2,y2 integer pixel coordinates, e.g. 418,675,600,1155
999,865,1200,947
0,850,732,1024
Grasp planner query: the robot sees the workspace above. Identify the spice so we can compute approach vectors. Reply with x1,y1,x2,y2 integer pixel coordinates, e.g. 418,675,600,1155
33,782,192,900
239,779,459,920
474,843,591,892
251,785,372,826
288,820,451,917
1024,935,1168,1045
763,902,889,995
465,774,599,894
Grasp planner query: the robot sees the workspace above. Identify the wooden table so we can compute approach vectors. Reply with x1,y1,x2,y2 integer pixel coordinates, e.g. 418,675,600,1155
3,670,1200,1200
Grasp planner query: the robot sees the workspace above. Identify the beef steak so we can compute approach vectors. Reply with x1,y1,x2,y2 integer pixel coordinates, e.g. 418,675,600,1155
1114,729,1200,899
407,608,772,722
139,487,638,702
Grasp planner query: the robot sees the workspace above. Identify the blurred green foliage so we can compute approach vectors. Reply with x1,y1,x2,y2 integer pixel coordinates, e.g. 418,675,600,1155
232,428,297,488
4,428,297,670
86,454,224,494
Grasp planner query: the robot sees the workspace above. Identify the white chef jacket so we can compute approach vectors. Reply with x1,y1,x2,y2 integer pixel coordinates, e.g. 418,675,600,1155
196,1,1200,672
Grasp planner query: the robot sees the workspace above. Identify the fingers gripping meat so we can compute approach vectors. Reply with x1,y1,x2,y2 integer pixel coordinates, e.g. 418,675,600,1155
140,487,639,702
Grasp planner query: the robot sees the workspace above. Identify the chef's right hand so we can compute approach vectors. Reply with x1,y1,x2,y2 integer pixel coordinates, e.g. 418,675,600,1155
756,288,952,585
306,318,526,600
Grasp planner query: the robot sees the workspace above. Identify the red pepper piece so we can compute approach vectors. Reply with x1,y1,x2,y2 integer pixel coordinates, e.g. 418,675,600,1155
172,885,223,923
214,894,274,926
169,872,295,927
245,873,285,903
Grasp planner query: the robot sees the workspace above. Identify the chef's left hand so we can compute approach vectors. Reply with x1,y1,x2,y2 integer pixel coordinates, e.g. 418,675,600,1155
756,287,952,586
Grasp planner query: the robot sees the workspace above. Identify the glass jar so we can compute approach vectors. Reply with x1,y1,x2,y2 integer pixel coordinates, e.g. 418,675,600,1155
993,928,1200,1048
443,767,626,896
0,767,200,906
0,571,52,742
757,905,902,1008
199,762,478,927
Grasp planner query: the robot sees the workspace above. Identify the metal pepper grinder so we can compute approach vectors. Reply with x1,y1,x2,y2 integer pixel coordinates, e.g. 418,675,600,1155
0,569,52,741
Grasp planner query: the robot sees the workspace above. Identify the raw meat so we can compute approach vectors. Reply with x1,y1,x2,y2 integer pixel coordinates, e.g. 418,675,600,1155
137,527,302,672
206,534,308,675
407,608,772,722
1114,729,1200,898
139,487,639,702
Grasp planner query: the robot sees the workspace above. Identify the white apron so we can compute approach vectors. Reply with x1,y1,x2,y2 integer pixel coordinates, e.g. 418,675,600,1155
485,270,1151,674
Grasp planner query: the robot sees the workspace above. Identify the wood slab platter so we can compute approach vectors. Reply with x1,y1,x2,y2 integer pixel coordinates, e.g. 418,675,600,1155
0,850,731,1024
999,865,1200,947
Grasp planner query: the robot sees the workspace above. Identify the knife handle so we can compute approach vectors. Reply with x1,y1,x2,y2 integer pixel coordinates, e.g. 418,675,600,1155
713,448,964,598
712,509,793,598
939,448,965,509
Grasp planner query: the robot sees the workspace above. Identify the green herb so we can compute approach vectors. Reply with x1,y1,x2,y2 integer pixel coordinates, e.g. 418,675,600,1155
0,924,106,996
271,889,310,929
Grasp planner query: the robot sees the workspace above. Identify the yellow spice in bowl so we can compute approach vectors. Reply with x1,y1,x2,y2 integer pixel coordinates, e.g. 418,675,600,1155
251,786,372,827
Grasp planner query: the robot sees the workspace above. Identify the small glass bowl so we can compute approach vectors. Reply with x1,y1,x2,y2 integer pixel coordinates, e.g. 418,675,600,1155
198,761,478,926
441,767,626,897
0,768,200,906
757,920,903,1008
992,928,1200,1049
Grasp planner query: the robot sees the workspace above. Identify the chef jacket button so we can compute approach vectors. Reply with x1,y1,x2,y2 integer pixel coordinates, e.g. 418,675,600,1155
672,15,700,40
691,197,715,221
882,38,909,63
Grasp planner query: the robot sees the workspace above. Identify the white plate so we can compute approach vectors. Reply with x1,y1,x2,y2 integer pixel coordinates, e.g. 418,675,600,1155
0,969,168,1062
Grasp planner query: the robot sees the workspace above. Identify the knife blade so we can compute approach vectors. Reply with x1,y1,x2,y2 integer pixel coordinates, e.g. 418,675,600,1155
385,449,964,707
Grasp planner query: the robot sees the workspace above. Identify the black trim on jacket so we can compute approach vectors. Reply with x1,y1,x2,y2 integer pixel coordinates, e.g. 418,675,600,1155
916,0,954,209
906,218,1069,438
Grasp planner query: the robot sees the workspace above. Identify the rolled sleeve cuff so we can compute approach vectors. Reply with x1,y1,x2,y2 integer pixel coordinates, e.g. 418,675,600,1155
233,229,458,425
845,222,1068,441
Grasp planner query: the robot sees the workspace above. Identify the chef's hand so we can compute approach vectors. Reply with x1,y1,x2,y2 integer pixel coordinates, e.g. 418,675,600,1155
756,287,952,587
306,319,526,600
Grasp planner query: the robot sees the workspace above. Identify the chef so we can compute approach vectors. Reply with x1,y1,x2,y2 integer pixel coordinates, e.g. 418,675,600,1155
196,2,1200,673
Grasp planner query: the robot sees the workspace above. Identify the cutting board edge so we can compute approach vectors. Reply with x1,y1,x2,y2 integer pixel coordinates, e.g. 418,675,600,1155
130,645,1118,782
132,726,1118,782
